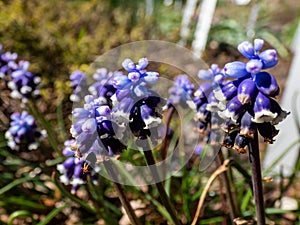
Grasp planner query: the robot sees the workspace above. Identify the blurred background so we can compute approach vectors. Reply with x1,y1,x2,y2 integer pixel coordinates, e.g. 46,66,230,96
0,0,300,224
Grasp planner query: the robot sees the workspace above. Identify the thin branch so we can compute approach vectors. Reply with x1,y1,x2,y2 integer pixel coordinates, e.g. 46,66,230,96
191,159,231,225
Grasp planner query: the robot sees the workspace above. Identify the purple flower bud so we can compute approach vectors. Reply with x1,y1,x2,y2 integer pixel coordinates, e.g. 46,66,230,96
63,157,76,170
113,74,130,89
133,84,148,97
252,92,277,123
96,105,111,117
246,59,263,74
72,108,90,119
122,58,136,72
214,81,238,102
128,72,140,82
254,39,264,52
194,82,212,98
194,144,204,156
237,41,255,59
259,49,278,69
195,103,211,122
239,112,257,139
269,98,289,125
82,118,97,133
137,58,148,70
224,61,248,79
198,69,213,80
254,72,279,97
97,120,115,136
142,72,159,84
167,75,194,107
193,95,207,109
222,130,238,149
257,122,279,144
237,78,258,104
233,135,249,154
70,70,87,88
206,92,222,112
218,96,245,123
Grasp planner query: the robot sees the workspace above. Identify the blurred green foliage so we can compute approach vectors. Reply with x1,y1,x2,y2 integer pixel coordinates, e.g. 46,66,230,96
0,0,180,85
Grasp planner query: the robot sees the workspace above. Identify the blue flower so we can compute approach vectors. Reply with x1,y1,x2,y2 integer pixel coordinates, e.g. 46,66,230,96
193,65,225,150
0,45,41,102
5,111,45,150
166,74,195,108
224,39,278,79
7,61,41,102
71,94,126,158
216,39,288,152
57,140,99,194
109,58,162,144
0,44,18,78
69,70,88,102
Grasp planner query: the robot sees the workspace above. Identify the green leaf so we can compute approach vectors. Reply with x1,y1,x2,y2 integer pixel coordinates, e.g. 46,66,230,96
199,216,223,224
53,176,97,214
0,176,35,195
36,202,68,225
241,189,252,212
8,210,33,225
1,196,47,210
266,208,298,214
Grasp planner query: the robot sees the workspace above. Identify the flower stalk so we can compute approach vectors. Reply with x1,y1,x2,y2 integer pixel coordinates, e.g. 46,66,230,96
104,160,142,225
142,142,182,225
217,150,240,221
249,130,266,225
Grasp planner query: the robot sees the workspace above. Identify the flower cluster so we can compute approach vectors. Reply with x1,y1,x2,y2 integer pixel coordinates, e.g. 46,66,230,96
57,140,99,194
69,57,162,163
69,70,88,102
111,58,162,143
166,74,195,108
0,44,41,103
216,39,289,153
192,64,225,151
5,111,45,150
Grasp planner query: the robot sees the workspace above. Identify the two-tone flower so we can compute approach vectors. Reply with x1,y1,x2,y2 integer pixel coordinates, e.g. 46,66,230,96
216,39,289,153
110,58,162,145
57,140,99,194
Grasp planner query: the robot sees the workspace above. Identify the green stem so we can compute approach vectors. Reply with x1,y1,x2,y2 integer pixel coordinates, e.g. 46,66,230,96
249,130,266,225
104,160,142,225
143,144,182,225
27,101,59,153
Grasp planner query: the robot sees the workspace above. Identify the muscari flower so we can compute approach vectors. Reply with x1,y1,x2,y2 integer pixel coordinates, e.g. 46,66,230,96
71,94,126,159
5,111,45,150
57,140,99,194
166,74,195,109
193,64,225,134
216,39,288,153
192,65,226,159
0,44,18,78
7,60,41,102
69,70,88,102
110,58,162,145
0,44,41,102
